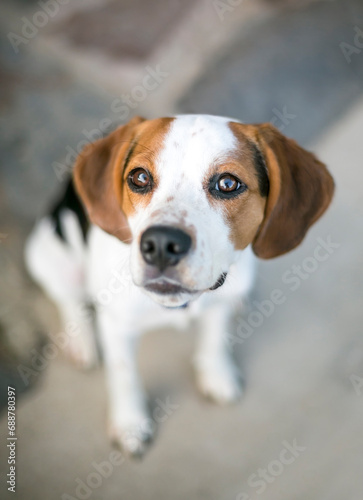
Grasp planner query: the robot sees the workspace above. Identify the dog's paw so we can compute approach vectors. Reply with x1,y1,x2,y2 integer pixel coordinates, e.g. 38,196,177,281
195,357,242,405
108,413,155,459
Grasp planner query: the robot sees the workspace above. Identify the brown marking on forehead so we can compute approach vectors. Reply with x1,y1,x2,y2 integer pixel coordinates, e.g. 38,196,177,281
166,196,174,202
114,117,174,217
204,123,268,250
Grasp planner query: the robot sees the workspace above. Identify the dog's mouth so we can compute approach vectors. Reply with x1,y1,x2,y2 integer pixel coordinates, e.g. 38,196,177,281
143,273,228,297
209,272,227,291
144,280,196,296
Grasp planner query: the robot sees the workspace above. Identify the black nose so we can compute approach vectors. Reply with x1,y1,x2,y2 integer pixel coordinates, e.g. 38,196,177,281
140,225,192,271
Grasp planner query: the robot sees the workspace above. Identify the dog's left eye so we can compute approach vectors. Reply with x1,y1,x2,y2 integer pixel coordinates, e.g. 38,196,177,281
216,174,241,192
209,173,247,199
128,168,152,193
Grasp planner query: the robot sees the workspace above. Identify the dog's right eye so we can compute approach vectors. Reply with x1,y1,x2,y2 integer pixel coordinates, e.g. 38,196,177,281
128,168,153,193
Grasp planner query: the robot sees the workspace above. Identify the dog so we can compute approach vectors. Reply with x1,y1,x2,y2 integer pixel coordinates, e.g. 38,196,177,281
25,115,334,456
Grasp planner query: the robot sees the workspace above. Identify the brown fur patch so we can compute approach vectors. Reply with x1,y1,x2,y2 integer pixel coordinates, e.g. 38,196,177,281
205,125,267,250
74,116,145,242
228,122,335,257
115,117,174,219
74,116,174,242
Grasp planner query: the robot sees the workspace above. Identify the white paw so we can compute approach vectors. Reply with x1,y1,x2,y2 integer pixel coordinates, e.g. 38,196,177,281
195,356,242,405
108,412,155,459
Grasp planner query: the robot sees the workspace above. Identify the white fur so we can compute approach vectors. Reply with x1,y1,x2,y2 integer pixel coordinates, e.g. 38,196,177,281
25,115,257,456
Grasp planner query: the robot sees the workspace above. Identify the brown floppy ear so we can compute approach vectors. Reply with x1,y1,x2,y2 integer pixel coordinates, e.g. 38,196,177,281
73,116,145,242
252,123,335,259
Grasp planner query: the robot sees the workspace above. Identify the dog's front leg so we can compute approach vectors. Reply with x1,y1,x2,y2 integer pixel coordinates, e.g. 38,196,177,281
194,302,242,404
97,309,152,458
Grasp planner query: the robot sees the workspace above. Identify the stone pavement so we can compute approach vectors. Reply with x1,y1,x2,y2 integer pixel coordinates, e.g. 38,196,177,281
0,0,363,498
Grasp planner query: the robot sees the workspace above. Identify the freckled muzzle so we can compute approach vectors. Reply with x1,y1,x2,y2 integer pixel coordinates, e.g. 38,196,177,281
140,225,192,272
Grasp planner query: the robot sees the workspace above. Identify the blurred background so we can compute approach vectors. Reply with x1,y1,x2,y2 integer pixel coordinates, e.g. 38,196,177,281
1,0,363,498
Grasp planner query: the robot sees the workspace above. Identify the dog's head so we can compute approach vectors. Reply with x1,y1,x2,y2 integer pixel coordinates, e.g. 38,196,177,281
74,115,334,308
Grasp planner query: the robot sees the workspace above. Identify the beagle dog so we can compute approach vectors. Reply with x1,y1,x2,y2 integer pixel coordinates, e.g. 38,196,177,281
25,115,334,457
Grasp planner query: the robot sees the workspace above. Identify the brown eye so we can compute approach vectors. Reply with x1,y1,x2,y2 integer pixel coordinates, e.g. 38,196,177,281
217,174,240,192
128,168,152,193
209,173,247,199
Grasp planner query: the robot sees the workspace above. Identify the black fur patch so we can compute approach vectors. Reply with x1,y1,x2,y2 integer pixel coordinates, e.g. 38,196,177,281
49,177,89,243
250,143,270,197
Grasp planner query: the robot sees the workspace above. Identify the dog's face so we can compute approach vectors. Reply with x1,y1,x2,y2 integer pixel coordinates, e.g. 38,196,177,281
74,115,334,308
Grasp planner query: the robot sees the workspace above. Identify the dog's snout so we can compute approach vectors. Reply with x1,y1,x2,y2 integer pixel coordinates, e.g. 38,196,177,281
140,225,192,271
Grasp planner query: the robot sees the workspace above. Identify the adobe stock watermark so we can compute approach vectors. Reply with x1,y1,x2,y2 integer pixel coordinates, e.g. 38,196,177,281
213,0,244,22
8,0,70,54
340,26,363,63
226,235,340,348
236,439,306,499
270,106,296,132
52,63,169,182
110,65,169,120
61,450,125,500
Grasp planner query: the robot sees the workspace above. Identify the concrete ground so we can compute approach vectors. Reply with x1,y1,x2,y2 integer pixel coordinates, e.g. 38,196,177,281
1,0,363,498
